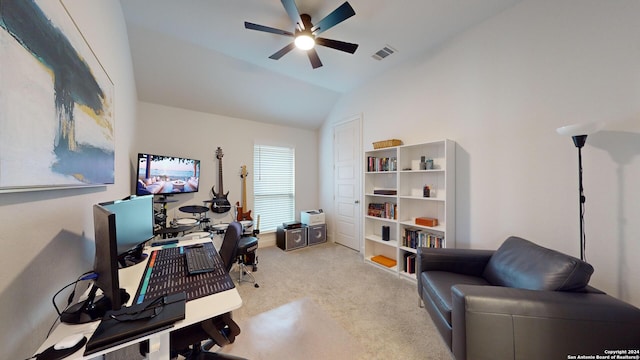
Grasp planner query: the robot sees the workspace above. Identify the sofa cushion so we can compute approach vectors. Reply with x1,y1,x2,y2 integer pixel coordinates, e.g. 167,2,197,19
482,236,594,291
421,271,490,325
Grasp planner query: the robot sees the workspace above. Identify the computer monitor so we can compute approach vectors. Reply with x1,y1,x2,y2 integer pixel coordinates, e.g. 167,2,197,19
60,203,123,324
93,203,123,312
100,195,155,265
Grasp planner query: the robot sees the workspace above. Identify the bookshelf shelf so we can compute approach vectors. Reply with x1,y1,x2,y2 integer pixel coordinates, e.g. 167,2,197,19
364,258,398,273
365,193,397,198
363,139,455,281
399,246,417,253
400,271,417,281
398,195,445,202
365,234,398,246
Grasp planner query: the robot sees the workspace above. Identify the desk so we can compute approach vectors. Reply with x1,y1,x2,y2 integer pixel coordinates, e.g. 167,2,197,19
35,237,242,360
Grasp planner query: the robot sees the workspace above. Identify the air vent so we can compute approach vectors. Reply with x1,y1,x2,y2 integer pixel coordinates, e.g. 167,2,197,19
372,45,397,61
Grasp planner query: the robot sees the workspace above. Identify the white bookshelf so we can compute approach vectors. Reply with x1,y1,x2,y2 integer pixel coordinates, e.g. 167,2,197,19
363,139,455,281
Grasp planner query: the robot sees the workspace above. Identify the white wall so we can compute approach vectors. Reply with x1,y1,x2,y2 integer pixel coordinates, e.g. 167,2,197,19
0,1,137,358
320,0,640,306
134,102,319,245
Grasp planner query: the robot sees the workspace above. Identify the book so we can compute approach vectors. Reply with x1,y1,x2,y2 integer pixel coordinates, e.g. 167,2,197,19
373,189,397,195
371,255,397,268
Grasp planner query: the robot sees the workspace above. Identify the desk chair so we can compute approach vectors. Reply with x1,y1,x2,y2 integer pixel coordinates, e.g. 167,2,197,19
169,222,246,360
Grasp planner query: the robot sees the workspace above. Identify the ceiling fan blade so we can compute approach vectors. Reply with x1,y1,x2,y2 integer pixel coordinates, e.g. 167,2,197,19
311,1,356,35
307,48,323,69
281,0,304,30
269,43,296,60
245,22,293,36
316,37,358,54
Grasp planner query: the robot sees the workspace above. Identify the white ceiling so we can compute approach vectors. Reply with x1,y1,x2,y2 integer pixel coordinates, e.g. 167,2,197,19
121,0,521,129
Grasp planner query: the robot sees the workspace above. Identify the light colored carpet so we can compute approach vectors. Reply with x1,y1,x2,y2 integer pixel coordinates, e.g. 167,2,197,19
108,242,453,360
225,242,453,360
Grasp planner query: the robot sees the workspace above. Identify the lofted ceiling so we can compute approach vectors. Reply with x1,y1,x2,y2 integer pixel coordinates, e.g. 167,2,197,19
120,0,520,130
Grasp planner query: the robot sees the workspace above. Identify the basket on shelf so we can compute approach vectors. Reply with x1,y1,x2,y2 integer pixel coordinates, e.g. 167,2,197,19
372,139,403,149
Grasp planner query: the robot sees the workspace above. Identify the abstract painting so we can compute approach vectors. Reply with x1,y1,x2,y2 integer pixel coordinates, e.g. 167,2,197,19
0,0,114,192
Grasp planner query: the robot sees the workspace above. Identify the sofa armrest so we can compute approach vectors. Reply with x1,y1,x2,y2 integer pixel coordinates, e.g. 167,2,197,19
416,248,494,275
416,248,494,300
451,285,640,360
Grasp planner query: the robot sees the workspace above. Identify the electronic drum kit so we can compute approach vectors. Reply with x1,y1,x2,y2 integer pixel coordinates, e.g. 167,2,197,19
168,202,259,283
173,203,256,238
154,154,259,281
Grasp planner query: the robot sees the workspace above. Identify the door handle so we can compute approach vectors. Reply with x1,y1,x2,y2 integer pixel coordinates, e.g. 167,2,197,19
354,200,360,204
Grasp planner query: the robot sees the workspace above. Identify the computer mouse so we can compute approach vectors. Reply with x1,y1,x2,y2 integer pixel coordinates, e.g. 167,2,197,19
53,333,85,350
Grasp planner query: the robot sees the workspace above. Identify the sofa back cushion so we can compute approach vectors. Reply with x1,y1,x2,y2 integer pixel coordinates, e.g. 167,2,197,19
482,236,594,291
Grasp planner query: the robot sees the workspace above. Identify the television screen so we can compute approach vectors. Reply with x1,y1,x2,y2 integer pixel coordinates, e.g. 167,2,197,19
100,195,155,256
136,153,201,196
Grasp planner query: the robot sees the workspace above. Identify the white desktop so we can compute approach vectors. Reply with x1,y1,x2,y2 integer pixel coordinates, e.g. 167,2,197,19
35,236,242,360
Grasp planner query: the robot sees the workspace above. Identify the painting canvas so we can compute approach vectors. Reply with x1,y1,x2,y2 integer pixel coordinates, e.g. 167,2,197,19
0,0,114,192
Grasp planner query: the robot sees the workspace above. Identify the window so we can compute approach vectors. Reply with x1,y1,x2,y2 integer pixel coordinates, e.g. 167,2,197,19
253,144,295,232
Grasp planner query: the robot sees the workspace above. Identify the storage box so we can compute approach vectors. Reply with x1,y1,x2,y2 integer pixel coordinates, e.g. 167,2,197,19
306,224,327,246
301,210,325,226
276,226,307,251
415,217,438,227
371,255,397,268
372,139,403,149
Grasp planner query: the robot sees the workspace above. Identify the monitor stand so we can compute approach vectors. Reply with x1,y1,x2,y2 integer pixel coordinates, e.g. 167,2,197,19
60,285,111,324
154,195,177,204
118,246,148,268
60,286,130,324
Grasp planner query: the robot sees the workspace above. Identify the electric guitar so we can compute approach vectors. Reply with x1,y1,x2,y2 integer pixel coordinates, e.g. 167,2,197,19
236,165,252,221
210,147,231,213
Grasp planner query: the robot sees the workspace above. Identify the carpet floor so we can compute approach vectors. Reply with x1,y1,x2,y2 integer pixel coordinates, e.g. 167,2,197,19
222,242,453,360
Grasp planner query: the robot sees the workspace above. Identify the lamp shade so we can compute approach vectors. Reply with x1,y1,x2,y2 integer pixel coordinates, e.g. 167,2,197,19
556,122,604,137
295,34,315,50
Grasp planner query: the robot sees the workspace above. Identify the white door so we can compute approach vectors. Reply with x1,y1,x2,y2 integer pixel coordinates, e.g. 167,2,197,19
333,116,362,251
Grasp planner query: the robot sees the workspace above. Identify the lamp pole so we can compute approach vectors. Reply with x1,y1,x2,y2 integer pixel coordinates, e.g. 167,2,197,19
557,122,603,261
572,135,587,261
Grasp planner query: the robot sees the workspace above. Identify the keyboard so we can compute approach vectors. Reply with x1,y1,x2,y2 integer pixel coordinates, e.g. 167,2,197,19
134,243,235,304
184,245,216,275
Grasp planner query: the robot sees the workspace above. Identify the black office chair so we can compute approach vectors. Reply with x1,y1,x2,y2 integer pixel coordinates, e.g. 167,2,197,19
218,222,243,272
169,222,246,360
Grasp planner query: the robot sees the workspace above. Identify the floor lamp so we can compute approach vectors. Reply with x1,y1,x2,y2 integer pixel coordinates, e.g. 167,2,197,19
556,122,603,261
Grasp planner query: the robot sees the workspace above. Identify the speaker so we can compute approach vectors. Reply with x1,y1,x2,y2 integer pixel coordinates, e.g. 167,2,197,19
382,226,390,241
306,224,326,246
276,226,307,251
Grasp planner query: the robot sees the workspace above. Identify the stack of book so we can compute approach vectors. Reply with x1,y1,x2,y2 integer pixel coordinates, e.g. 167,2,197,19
404,253,417,274
366,156,397,172
368,202,397,219
402,229,444,249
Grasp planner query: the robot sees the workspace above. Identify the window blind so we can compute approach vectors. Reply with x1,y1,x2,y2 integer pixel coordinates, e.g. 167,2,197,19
253,145,295,232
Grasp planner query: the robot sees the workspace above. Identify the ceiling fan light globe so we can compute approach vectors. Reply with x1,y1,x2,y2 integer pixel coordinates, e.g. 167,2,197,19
295,35,315,50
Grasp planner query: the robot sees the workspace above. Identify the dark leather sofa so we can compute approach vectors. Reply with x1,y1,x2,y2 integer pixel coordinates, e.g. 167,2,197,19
417,236,640,360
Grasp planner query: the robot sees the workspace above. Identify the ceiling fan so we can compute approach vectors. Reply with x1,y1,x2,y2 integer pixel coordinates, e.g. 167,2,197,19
244,0,359,69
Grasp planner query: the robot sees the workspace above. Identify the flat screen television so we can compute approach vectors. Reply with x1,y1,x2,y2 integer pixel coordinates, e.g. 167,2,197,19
136,153,201,197
100,195,155,263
